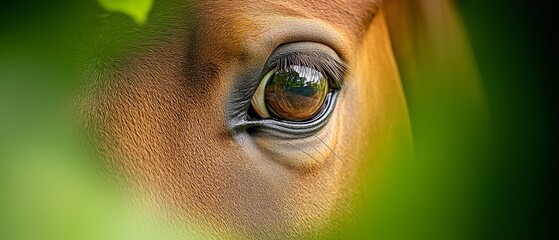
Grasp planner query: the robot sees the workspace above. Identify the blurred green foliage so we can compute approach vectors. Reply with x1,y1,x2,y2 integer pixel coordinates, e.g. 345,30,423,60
98,0,154,24
0,0,554,239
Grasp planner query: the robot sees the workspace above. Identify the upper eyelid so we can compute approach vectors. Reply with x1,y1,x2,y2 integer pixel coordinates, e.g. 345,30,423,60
269,52,347,89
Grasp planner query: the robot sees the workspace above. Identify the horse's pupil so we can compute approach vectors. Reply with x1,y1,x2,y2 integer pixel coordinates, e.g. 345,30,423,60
264,65,328,121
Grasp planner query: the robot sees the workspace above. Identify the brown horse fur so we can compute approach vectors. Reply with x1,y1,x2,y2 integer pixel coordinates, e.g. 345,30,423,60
75,0,476,238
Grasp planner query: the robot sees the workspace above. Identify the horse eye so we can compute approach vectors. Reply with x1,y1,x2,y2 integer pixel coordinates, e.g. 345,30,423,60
250,65,330,121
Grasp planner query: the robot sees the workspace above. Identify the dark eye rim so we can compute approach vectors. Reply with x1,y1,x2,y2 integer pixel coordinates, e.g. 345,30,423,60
225,42,345,139
247,91,340,138
232,91,340,139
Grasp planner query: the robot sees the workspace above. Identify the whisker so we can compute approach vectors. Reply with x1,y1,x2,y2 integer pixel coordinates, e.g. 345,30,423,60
342,200,365,223
302,138,327,162
286,142,322,165
313,135,349,169
290,138,364,223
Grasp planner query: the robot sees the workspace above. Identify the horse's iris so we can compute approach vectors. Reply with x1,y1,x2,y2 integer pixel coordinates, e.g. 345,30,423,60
251,65,329,121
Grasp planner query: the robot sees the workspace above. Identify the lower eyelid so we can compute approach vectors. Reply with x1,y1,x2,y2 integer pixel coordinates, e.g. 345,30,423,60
243,91,339,139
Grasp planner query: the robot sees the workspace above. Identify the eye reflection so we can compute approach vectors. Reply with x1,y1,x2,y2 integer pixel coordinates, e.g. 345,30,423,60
251,65,329,121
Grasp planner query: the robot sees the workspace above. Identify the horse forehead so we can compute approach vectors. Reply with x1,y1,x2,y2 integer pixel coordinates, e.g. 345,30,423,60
184,0,380,67
194,0,380,37
158,0,381,89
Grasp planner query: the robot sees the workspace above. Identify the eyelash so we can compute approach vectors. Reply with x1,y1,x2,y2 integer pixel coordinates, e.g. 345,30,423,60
270,52,347,89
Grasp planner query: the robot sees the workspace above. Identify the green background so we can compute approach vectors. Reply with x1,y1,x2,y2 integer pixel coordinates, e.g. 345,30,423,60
1,0,555,239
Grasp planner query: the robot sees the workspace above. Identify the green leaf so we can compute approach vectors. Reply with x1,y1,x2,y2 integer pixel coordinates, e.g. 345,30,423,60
97,0,153,24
